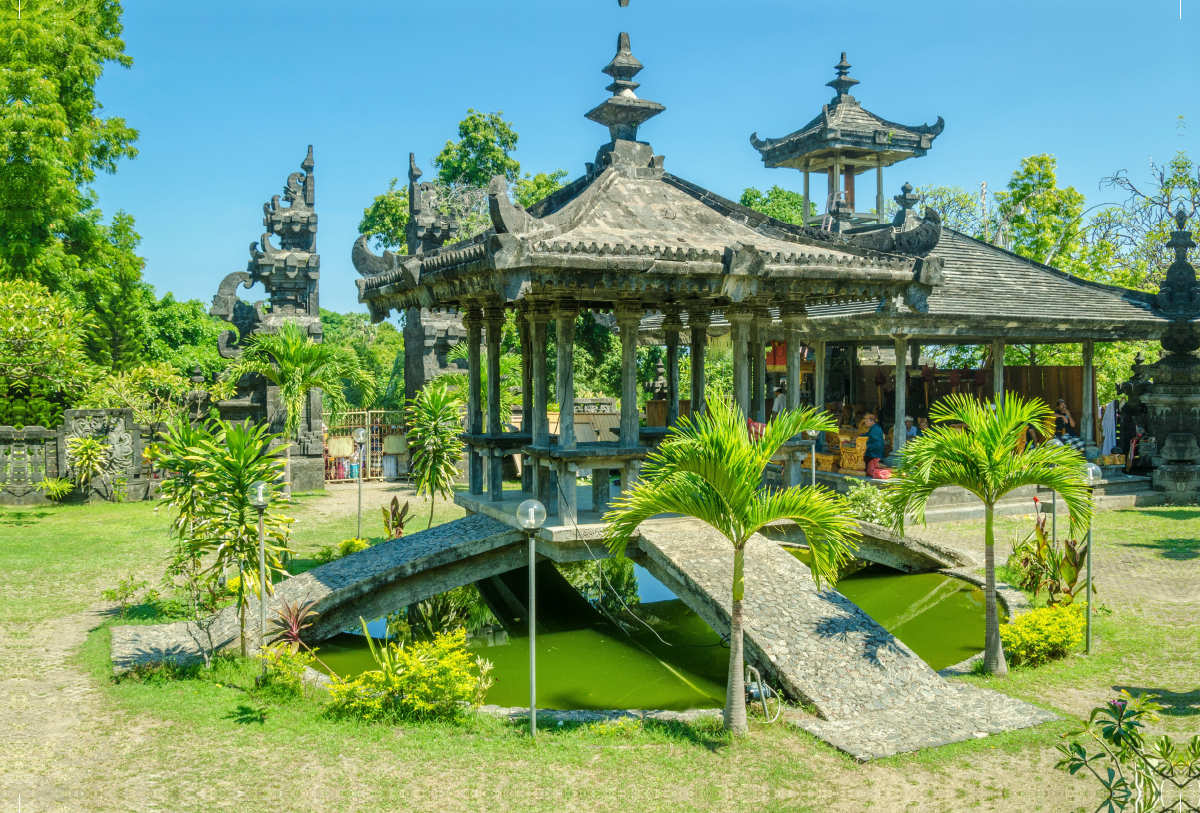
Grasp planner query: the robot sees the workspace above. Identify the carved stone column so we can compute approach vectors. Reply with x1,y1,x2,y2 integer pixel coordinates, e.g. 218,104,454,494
485,303,505,502
726,306,753,418
463,306,484,495
812,339,827,412
553,300,580,524
662,306,683,426
992,339,1005,407
891,336,908,464
1082,339,1098,459
751,316,764,423
688,307,710,417
527,303,554,509
616,301,643,448
518,304,533,492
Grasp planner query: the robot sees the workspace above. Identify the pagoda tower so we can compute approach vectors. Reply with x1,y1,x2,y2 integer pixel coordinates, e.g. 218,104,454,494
750,53,944,231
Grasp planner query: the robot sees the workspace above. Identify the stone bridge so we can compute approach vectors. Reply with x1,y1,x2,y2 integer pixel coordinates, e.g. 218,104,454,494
110,511,1053,759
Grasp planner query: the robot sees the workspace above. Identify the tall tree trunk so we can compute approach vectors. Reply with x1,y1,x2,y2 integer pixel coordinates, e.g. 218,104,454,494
427,494,436,529
238,562,248,658
724,546,748,735
983,505,1008,675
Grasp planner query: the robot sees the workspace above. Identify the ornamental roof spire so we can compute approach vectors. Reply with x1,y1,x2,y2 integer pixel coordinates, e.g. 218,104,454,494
585,33,665,142
825,52,859,102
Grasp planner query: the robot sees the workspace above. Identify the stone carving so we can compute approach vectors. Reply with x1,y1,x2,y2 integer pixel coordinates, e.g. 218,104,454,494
1156,206,1200,320
213,146,322,359
0,426,57,504
209,148,325,491
65,413,133,478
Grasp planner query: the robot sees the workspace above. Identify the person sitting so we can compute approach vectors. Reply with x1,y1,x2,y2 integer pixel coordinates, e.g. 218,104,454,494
863,412,886,465
770,386,786,422
916,416,930,437
1054,399,1077,438
904,415,917,440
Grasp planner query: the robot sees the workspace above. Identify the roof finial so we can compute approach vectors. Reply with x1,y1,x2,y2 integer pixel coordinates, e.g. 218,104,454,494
826,52,859,102
894,182,919,211
585,32,665,142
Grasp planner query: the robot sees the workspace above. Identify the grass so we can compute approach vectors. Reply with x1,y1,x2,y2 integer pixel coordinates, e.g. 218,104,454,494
8,498,1197,811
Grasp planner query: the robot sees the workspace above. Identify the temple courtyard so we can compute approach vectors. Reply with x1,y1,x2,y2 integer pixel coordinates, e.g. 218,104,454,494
1,487,1194,813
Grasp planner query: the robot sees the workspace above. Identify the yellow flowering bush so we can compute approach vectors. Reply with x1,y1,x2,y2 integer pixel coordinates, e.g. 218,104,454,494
325,628,482,721
1000,604,1085,667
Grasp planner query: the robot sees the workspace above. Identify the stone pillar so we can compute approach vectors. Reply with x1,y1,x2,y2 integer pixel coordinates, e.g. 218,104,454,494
753,309,769,423
616,301,643,448
876,157,885,224
592,467,612,515
485,304,505,502
812,339,827,412
892,336,908,462
464,306,484,495
518,307,533,492
992,339,1005,407
553,300,579,525
528,304,553,507
1082,339,1098,459
688,308,710,417
782,306,805,487
663,306,683,426
802,162,811,226
782,306,804,415
727,307,753,419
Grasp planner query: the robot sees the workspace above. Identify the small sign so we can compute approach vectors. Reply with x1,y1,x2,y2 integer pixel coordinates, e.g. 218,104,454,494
382,434,407,454
328,436,355,458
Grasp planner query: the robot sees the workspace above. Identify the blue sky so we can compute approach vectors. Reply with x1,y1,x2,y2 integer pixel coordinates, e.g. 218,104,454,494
91,0,1199,315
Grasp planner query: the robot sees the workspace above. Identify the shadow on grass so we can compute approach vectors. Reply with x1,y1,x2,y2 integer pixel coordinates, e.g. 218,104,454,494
0,510,53,526
505,714,730,753
226,702,268,725
1114,686,1200,717
1131,508,1200,522
1125,537,1200,560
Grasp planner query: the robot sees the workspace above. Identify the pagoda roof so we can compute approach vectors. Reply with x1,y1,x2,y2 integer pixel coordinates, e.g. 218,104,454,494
354,37,943,321
751,53,944,174
635,227,1175,344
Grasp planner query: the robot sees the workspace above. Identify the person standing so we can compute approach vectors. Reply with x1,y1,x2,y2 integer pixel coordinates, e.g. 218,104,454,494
770,385,786,422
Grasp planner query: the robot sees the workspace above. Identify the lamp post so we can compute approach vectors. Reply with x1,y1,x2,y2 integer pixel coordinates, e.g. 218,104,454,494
1084,462,1102,654
352,427,368,539
248,479,271,673
517,498,546,737
1047,437,1064,544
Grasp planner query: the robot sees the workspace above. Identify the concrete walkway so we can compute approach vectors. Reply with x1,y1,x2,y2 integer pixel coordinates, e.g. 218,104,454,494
635,518,1056,759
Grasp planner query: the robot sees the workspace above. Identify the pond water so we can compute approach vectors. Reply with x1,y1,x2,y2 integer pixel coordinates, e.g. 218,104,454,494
315,559,986,709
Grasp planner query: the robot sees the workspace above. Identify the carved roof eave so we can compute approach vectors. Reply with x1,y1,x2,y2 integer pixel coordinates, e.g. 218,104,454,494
750,114,945,170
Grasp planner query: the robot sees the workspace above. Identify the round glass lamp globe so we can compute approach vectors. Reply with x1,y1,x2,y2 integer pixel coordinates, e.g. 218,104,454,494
247,480,272,508
1047,438,1064,447
517,499,547,531
1085,463,1104,484
352,427,368,444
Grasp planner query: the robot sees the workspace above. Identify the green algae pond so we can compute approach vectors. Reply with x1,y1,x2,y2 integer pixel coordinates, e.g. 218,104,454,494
315,561,986,709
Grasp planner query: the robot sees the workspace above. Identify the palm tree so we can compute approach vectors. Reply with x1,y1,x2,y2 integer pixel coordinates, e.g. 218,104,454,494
407,381,465,528
226,321,378,440
883,393,1092,676
604,398,858,735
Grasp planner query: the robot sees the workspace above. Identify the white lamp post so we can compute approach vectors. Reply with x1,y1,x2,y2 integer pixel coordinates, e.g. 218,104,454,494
1084,462,1103,654
352,427,368,539
248,479,272,673
517,498,546,737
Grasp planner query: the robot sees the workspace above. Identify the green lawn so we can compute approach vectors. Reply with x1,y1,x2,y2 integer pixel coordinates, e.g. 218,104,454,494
8,499,1196,811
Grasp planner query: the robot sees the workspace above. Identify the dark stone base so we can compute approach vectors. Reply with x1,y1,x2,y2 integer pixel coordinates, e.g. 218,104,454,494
290,455,326,492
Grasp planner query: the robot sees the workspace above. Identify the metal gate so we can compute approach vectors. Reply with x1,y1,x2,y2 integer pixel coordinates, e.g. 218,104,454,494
324,410,407,483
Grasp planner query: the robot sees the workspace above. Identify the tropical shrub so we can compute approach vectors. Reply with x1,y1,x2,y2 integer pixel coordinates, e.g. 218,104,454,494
67,435,109,499
844,480,889,525
36,477,74,500
1006,504,1095,607
382,496,411,538
255,646,315,698
314,537,371,565
1058,692,1200,812
324,627,483,722
407,381,465,528
102,573,150,617
999,604,1085,666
